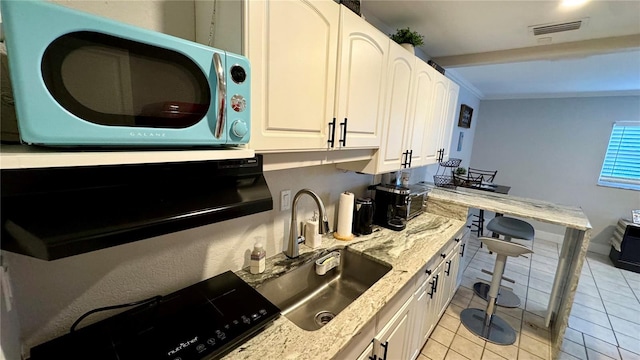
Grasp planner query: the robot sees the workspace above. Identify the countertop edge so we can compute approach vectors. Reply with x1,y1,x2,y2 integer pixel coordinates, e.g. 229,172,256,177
428,187,592,230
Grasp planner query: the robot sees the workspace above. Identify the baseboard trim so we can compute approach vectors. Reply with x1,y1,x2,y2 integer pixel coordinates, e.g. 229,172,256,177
535,230,609,255
587,243,610,256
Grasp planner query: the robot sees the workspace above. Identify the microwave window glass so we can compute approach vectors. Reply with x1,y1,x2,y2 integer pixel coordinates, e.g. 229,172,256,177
41,31,211,128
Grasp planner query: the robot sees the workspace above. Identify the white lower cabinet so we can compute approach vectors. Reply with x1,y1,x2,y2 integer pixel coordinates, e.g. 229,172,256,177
410,261,440,360
355,342,374,360
442,242,461,310
337,231,466,360
373,294,414,360
457,228,470,288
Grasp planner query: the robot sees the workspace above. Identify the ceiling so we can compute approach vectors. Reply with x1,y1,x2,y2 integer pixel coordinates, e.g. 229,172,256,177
362,0,640,99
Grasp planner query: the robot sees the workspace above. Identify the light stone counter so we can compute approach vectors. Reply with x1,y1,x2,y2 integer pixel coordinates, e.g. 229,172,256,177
427,187,592,359
224,212,466,360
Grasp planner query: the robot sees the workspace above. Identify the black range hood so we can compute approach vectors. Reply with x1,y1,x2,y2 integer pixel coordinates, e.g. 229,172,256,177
1,155,272,260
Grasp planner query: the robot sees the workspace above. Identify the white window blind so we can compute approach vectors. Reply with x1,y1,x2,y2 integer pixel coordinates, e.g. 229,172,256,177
598,121,640,191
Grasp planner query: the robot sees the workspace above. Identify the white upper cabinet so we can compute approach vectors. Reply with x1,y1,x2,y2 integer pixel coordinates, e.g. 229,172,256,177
246,0,340,151
333,7,389,149
374,41,415,173
406,59,437,168
441,79,460,162
421,73,448,166
337,44,463,174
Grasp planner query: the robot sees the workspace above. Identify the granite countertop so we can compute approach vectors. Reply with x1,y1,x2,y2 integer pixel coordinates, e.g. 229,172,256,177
225,212,466,360
428,187,592,230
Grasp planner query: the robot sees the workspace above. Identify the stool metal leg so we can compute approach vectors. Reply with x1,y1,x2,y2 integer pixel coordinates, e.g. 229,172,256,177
461,254,516,345
473,282,521,308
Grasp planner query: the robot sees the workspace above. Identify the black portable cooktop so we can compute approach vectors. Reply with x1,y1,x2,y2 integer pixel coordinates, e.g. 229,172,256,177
30,271,280,360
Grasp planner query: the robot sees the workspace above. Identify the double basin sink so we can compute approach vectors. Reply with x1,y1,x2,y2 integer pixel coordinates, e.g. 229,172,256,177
256,247,392,331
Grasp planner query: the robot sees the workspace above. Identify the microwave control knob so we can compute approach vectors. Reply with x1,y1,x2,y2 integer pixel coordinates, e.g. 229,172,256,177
231,120,248,138
230,65,247,84
231,94,246,112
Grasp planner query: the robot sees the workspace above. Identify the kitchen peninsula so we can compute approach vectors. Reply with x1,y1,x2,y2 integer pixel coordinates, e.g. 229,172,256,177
426,187,592,358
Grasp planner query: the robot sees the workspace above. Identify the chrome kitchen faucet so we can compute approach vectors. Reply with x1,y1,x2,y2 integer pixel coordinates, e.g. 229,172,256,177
284,189,330,258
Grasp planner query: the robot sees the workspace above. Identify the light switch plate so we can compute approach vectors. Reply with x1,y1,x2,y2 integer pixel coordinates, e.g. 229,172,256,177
280,190,291,211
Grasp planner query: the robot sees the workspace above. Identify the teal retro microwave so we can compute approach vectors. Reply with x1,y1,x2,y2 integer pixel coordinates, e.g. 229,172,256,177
1,0,250,146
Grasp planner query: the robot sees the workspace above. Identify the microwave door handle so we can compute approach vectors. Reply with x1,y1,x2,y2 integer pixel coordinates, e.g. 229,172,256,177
213,53,226,139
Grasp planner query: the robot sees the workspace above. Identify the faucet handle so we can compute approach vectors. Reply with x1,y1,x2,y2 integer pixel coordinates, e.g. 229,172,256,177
321,220,330,234
297,235,305,245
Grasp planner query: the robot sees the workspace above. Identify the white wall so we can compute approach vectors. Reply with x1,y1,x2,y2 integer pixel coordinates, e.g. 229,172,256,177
2,165,374,355
470,96,640,253
51,0,196,41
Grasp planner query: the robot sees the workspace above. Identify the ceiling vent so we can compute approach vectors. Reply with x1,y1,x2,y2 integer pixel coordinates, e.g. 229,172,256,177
529,18,589,36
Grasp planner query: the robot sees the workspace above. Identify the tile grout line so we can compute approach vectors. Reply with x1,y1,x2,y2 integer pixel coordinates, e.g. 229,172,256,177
586,256,623,350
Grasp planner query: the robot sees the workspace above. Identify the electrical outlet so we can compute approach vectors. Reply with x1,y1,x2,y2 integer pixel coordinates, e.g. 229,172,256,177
280,190,291,211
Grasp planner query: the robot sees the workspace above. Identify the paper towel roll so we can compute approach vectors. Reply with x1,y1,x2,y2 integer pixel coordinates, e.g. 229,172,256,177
335,191,355,240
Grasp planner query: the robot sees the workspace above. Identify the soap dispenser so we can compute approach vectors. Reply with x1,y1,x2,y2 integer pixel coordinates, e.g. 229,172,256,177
305,211,322,249
250,243,266,274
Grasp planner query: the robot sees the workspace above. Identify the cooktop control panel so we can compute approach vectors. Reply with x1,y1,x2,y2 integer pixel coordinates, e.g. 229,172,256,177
30,271,280,360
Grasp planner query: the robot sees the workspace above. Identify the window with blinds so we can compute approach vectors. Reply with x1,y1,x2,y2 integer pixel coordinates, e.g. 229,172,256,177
598,121,640,191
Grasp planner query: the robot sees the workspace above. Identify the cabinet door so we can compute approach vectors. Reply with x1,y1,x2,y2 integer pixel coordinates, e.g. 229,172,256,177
443,243,461,304
412,272,438,357
457,230,470,288
375,294,414,360
247,0,339,151
334,6,389,149
433,259,449,319
376,42,414,173
422,75,448,165
406,59,436,168
355,342,374,360
440,79,460,162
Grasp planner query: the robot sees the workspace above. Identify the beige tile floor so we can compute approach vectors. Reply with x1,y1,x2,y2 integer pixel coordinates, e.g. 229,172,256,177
417,233,640,360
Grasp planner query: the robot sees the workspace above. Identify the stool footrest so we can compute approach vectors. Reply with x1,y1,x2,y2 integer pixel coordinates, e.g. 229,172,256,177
480,269,516,283
474,278,514,292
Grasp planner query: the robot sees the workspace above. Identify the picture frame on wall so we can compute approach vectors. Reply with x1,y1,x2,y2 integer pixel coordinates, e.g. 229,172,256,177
458,104,473,128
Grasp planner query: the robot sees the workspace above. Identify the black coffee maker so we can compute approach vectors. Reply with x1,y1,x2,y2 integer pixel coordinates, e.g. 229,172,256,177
353,197,374,235
373,184,410,231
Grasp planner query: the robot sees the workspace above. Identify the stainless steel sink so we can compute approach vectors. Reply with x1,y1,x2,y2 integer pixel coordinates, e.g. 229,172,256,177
256,247,392,331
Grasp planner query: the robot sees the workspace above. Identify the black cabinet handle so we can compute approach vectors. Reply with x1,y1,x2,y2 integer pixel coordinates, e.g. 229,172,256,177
428,279,435,298
434,274,439,292
327,118,336,148
380,341,389,360
401,150,409,168
408,150,413,168
369,356,378,360
445,260,452,275
460,243,466,257
425,269,432,275
339,117,347,146
441,253,446,258
455,238,460,243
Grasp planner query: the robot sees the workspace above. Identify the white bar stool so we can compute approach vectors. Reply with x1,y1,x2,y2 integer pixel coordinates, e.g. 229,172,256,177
473,216,534,308
461,237,534,345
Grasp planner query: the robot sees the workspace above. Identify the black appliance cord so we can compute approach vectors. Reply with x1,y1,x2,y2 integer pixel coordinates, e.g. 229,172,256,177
70,295,163,333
